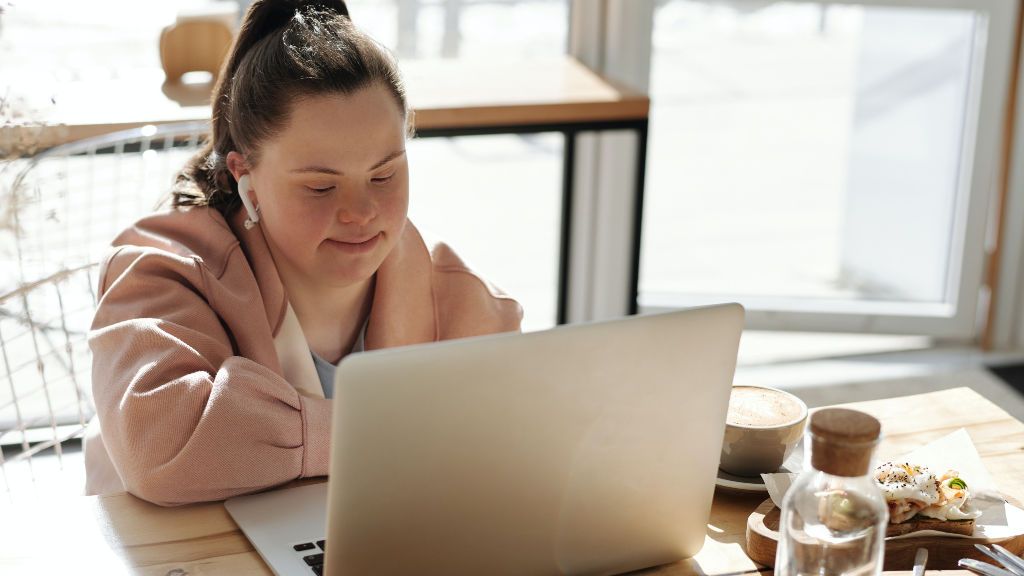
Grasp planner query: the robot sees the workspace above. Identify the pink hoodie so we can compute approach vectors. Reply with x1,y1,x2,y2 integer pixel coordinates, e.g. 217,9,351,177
84,206,522,506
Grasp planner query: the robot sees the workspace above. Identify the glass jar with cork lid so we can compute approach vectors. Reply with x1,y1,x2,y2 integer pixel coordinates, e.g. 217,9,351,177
775,408,890,576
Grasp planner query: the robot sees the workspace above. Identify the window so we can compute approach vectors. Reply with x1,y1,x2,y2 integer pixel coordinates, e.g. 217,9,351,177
636,0,1016,338
348,0,568,61
407,134,562,330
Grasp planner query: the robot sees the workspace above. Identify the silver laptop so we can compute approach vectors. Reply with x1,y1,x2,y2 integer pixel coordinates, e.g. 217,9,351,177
225,304,744,576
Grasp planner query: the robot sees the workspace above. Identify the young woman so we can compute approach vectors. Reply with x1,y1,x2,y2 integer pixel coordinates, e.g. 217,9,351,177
84,0,522,506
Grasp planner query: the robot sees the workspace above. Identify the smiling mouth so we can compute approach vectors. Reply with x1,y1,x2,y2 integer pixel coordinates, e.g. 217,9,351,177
325,232,382,253
333,234,379,245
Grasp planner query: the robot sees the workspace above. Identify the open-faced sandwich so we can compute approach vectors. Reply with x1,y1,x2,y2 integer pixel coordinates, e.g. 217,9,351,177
873,462,981,537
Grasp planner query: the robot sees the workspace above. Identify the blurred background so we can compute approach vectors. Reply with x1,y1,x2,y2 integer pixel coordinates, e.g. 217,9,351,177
4,0,1024,498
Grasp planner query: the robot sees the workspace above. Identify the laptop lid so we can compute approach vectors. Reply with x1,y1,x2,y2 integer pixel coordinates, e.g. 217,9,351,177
325,304,744,576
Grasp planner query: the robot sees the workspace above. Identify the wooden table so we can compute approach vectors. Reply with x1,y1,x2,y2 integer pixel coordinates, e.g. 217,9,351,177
3,387,1020,575
1,57,648,148
1,57,650,323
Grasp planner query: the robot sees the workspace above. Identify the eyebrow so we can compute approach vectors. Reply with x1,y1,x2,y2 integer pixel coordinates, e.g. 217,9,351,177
290,149,406,176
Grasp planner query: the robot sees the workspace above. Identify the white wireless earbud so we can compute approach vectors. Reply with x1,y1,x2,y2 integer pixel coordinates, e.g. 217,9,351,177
237,174,260,229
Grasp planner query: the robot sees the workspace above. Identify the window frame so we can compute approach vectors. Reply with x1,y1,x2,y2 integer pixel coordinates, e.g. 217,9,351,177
571,0,1020,340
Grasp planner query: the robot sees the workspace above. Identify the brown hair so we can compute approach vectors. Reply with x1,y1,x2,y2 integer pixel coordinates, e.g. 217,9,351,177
172,0,409,214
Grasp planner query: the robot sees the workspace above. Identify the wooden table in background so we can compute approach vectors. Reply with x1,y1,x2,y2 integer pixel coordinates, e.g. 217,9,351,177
2,387,1022,575
1,57,648,147
1,57,650,322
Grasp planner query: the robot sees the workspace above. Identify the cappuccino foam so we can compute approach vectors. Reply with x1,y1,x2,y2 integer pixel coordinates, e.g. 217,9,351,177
727,386,804,427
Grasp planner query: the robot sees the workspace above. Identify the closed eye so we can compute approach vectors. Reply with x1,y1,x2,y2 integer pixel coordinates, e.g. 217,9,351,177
372,173,395,184
306,185,335,194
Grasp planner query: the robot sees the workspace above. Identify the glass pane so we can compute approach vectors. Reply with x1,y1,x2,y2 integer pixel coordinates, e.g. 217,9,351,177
407,134,562,331
0,1,173,77
347,0,569,61
0,0,570,101
640,1,980,309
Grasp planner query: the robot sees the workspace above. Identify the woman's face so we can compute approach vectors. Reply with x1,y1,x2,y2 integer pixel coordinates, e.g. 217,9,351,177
239,85,409,289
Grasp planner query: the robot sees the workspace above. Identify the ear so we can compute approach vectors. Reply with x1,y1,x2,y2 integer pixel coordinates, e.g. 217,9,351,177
226,151,249,185
226,151,258,204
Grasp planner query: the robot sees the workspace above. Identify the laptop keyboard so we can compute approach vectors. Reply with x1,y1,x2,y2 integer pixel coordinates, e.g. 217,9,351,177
292,539,326,574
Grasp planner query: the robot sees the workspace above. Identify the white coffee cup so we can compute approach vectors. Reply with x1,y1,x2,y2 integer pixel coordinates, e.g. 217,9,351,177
719,385,808,477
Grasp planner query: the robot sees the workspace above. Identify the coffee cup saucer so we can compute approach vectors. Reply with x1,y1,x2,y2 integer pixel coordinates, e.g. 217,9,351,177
715,441,804,493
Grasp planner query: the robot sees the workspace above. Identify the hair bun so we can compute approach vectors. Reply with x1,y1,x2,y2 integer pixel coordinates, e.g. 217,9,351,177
288,0,350,19
229,0,351,78
245,0,350,37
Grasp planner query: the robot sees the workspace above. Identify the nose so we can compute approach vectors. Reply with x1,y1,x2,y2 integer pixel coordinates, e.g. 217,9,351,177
336,186,375,226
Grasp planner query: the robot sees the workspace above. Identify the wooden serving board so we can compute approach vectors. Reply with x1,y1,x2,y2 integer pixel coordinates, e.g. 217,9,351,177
746,498,1024,570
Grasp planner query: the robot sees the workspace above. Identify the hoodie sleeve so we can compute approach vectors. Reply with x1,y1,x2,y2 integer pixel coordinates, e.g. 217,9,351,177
88,247,331,506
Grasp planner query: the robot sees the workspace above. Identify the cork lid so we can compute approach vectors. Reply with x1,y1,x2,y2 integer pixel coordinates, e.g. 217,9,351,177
809,408,881,477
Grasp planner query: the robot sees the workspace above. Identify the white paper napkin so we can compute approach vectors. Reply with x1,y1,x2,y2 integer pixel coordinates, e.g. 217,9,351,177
761,428,1024,539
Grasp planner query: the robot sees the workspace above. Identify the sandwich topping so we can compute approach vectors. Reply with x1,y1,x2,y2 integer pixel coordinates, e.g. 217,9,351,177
873,462,981,524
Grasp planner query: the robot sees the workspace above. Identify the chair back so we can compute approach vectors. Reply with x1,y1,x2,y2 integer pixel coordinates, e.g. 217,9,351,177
0,122,210,496
0,264,97,495
160,19,234,83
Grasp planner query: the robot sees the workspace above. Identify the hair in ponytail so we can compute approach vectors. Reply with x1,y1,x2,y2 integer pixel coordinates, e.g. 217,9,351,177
172,0,409,214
